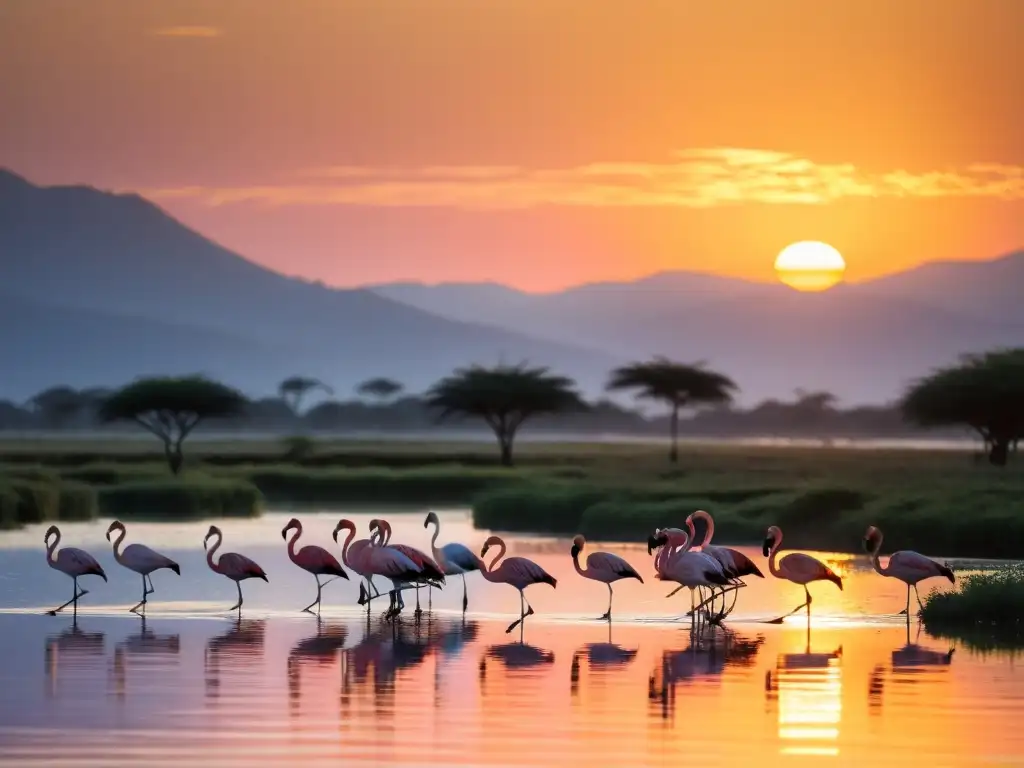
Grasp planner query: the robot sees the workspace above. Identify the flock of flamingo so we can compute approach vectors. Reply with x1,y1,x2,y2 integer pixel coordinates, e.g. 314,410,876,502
42,509,956,628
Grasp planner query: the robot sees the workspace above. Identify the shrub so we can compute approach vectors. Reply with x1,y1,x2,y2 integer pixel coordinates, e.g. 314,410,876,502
921,565,1024,633
98,478,262,520
472,483,610,534
0,477,98,528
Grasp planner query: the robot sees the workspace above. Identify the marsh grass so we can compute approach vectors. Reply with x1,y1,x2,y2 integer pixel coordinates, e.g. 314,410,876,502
921,566,1024,636
97,478,262,521
0,476,99,528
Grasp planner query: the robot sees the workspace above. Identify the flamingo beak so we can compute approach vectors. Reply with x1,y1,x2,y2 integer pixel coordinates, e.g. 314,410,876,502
570,544,580,558
647,534,666,555
762,538,772,557
281,528,288,540
480,544,490,557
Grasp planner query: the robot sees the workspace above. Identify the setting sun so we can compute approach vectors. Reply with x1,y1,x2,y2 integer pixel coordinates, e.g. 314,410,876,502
774,241,847,292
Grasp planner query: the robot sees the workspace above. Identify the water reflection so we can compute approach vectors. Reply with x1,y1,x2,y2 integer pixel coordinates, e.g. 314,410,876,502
571,623,638,696
110,617,181,700
648,627,765,719
204,618,266,700
287,619,348,713
44,618,105,698
869,618,955,715
765,620,842,758
483,641,555,671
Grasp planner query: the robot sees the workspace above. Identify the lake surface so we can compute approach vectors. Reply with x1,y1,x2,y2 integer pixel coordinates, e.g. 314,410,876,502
2,509,1021,766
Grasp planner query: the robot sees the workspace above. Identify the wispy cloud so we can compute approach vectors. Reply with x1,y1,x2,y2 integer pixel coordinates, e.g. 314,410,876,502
151,26,222,39
143,148,1024,209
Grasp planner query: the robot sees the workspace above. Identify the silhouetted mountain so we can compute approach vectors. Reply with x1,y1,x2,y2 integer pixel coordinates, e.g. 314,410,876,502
372,254,1024,404
0,170,614,399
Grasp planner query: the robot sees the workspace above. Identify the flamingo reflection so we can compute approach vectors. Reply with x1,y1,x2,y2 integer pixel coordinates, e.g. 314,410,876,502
110,617,181,700
480,641,555,681
204,618,266,700
571,623,638,697
648,628,764,719
764,619,842,757
868,618,954,714
45,618,105,698
287,620,348,712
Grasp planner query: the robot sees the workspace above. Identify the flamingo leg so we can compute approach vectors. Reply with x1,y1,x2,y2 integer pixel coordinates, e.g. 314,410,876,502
130,574,148,614
414,584,422,615
899,583,910,615
599,583,613,621
428,585,433,612
227,581,243,613
302,575,322,614
462,573,468,613
767,585,811,624
48,577,87,616
506,590,535,633
913,585,926,612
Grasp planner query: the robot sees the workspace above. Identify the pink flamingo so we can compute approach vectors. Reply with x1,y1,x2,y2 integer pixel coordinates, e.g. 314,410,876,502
424,511,483,612
763,525,843,623
570,534,643,620
370,519,445,616
863,525,955,615
479,535,557,634
359,520,439,619
44,525,107,617
678,510,765,615
106,521,180,615
648,528,731,619
203,525,269,613
332,518,381,609
281,517,348,614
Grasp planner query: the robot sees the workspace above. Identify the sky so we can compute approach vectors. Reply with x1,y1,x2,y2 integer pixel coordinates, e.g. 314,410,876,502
2,0,1022,291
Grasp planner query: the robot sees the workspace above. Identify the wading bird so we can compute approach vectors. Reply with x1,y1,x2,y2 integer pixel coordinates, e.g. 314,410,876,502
762,525,842,623
863,525,954,615
424,511,482,612
370,519,445,617
479,535,557,634
203,525,268,613
649,528,731,621
359,520,441,620
682,509,765,614
332,518,380,608
106,521,180,615
570,534,643,620
281,517,348,614
44,525,107,616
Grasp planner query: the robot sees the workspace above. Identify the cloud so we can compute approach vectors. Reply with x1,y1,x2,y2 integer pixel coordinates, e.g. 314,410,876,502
143,148,1024,209
151,26,222,38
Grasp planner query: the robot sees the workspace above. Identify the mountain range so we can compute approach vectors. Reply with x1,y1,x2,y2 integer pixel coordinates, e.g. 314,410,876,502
2,167,1022,405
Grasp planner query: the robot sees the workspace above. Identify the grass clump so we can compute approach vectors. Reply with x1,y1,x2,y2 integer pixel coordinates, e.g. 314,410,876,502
921,566,1024,635
98,478,262,521
0,476,99,528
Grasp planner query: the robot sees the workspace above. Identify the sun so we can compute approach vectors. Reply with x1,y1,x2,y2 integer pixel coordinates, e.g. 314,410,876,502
774,241,846,292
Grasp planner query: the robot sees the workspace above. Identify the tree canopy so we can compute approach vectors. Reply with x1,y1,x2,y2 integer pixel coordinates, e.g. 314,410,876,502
901,348,1024,466
607,357,737,462
99,376,248,474
356,377,404,401
425,363,586,465
278,376,333,414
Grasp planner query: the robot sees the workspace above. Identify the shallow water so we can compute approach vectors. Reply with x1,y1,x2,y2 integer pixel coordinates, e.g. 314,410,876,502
2,509,1020,766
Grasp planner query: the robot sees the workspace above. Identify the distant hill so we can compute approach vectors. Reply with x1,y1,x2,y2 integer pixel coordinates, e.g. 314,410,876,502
0,169,615,400
371,254,1024,404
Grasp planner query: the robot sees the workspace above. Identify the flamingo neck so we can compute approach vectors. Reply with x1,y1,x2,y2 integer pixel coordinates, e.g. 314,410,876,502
206,532,222,573
868,536,889,576
110,526,127,562
571,550,587,578
45,530,60,565
693,511,714,547
428,522,441,560
481,540,506,577
287,526,302,561
339,526,355,565
381,524,392,546
767,532,784,579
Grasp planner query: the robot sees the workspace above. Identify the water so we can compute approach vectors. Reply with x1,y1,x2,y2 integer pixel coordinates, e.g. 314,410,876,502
1,509,1020,766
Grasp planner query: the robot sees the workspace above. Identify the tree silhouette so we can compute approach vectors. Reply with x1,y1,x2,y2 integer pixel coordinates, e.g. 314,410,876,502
278,376,333,414
425,363,586,466
356,377,404,402
607,357,737,462
27,386,86,429
901,348,1024,467
99,376,247,475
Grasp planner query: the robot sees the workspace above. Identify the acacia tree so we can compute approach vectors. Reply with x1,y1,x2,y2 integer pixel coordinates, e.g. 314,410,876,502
27,386,86,429
901,348,1024,467
278,376,333,415
607,357,737,463
425,363,587,466
99,376,248,475
356,377,404,403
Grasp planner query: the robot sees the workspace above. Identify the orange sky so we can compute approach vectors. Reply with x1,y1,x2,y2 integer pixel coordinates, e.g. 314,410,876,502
2,0,1022,291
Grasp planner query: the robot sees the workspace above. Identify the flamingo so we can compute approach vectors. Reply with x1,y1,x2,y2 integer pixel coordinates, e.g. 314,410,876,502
332,518,380,609
863,525,954,615
570,534,643,620
106,521,180,615
424,511,482,612
762,525,842,623
360,521,442,620
651,526,723,613
44,525,107,616
648,528,731,620
370,519,445,617
281,517,349,614
479,535,557,634
682,509,765,615
203,525,269,613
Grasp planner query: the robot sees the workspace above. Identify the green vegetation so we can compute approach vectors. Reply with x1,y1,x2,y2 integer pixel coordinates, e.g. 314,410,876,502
921,566,1024,646
1,438,1022,559
0,471,98,529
